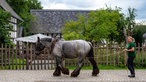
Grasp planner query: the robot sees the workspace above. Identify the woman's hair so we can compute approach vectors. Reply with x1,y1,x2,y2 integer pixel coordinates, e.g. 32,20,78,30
127,36,135,42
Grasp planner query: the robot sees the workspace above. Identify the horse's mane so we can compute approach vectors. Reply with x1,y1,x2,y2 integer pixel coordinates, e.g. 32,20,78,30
40,38,52,42
40,37,64,43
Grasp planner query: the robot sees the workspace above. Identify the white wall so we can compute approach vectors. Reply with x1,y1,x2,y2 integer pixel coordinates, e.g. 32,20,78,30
10,17,17,44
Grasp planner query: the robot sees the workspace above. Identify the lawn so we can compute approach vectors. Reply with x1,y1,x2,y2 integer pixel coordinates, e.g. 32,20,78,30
66,65,146,70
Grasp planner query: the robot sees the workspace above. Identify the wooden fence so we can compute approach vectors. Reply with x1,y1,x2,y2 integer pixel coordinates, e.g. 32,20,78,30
65,43,146,68
0,42,146,70
0,42,55,70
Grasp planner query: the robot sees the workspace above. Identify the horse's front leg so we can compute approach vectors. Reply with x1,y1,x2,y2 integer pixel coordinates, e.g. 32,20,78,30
53,58,61,76
53,66,61,76
71,57,84,77
54,57,69,76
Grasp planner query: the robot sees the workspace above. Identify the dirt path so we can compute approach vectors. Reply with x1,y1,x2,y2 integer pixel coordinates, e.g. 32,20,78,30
0,70,145,82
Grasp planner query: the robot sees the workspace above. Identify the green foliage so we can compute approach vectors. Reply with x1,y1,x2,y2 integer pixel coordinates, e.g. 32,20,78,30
62,7,138,43
125,8,137,36
62,8,125,42
108,13,125,43
133,25,146,46
62,15,87,40
6,0,43,36
0,8,13,45
87,9,122,42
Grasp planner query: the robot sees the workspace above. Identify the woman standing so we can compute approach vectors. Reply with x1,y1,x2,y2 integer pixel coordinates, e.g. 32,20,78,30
123,36,136,78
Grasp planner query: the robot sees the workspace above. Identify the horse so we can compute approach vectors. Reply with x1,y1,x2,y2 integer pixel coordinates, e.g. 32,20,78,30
35,37,99,77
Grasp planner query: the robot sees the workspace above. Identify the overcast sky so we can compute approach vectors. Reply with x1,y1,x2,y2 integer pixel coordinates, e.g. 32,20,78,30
38,0,146,23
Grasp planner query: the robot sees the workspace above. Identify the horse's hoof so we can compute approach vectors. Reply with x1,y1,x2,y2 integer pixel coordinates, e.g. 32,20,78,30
53,71,61,76
92,69,99,76
71,74,78,77
71,71,79,77
53,73,61,76
62,68,69,75
92,74,97,76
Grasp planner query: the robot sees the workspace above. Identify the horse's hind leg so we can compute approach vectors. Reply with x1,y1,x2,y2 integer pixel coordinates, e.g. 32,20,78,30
71,58,84,77
87,44,99,76
88,57,99,76
88,43,99,76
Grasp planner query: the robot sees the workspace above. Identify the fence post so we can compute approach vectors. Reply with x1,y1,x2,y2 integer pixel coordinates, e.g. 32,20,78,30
30,43,33,70
1,44,4,69
141,43,144,65
8,44,11,69
16,41,22,69
106,42,108,65
115,45,119,66
26,42,29,70
123,43,127,66
4,44,7,69
22,42,25,70
138,43,140,64
124,51,127,66
15,42,18,70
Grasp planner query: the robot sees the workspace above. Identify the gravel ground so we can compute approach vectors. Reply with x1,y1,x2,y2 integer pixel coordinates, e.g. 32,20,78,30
0,70,146,82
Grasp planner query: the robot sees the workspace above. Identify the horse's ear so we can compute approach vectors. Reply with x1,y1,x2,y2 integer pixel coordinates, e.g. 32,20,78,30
37,37,40,42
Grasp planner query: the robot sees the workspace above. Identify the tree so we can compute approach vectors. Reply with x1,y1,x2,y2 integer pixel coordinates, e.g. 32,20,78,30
62,14,88,40
125,8,137,36
108,14,125,43
6,0,43,36
133,25,146,47
62,8,124,42
0,8,13,45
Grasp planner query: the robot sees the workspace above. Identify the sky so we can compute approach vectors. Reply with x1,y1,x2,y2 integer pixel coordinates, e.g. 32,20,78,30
38,0,146,24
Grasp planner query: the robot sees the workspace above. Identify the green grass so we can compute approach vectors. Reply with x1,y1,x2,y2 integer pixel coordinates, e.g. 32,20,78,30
66,65,146,70
0,58,26,70
0,65,26,70
1,65,145,70
66,65,127,70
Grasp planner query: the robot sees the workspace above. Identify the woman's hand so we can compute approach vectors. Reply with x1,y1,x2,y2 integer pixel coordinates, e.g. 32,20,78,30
123,47,134,52
123,49,128,52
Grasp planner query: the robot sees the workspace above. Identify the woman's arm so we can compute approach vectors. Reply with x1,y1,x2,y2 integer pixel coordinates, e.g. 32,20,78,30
124,47,135,52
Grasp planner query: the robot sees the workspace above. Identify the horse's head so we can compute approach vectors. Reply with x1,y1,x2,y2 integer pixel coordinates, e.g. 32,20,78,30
35,37,58,55
35,37,45,55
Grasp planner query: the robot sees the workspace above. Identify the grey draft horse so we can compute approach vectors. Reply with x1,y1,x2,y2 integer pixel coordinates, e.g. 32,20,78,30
35,37,99,77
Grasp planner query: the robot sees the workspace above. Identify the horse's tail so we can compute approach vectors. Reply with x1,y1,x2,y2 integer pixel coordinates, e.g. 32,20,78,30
87,42,94,57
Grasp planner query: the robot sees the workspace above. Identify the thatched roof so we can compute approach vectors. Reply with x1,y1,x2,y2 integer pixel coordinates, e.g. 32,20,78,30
0,0,23,21
30,9,91,34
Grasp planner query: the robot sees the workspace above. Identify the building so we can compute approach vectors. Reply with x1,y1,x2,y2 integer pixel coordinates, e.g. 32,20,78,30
0,0,23,43
31,9,91,37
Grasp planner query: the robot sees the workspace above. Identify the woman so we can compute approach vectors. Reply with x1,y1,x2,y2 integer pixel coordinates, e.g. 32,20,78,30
124,36,136,78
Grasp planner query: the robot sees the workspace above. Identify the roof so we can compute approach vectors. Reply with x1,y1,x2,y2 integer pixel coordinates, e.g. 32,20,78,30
30,9,92,34
15,34,51,43
0,0,23,21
